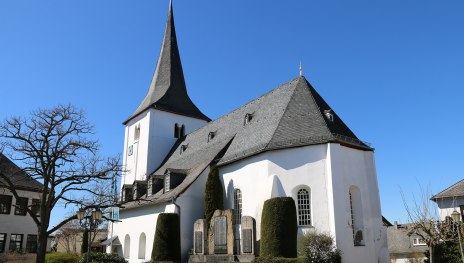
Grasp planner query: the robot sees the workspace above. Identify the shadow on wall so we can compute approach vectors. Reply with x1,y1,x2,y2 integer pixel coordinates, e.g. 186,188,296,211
266,145,326,171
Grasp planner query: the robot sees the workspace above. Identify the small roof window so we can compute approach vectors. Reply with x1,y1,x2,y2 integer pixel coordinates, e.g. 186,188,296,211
180,144,188,154
208,131,216,142
324,110,334,122
244,113,254,125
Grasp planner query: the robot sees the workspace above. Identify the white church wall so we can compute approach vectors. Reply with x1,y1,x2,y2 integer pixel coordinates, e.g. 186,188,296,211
107,203,176,263
109,167,210,263
220,143,387,263
122,109,207,188
176,167,210,262
328,143,387,263
122,111,150,186
220,144,333,244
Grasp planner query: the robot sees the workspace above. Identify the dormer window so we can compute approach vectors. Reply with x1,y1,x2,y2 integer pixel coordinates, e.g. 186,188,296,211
244,113,254,125
208,131,216,142
324,110,334,122
134,124,141,141
180,144,188,154
174,123,185,138
164,174,170,192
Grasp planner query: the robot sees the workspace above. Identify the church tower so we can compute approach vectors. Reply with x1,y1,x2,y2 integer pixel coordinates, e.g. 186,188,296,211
121,1,210,187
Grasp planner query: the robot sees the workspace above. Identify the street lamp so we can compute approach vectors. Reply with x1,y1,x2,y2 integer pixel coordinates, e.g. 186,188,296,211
77,207,102,263
451,210,464,263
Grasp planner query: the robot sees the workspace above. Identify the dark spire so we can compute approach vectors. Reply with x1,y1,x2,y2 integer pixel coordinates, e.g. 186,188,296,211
124,0,210,124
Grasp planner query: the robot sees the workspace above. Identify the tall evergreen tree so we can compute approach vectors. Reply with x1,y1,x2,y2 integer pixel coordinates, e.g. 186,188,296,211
204,166,223,225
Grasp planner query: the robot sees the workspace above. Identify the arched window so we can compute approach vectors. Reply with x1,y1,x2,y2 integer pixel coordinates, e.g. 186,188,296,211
138,233,146,259
349,186,364,246
297,188,311,226
234,189,242,224
124,234,130,259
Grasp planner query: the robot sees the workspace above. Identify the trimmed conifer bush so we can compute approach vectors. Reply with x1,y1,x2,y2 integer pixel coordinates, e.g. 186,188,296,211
204,165,223,225
45,252,80,263
260,197,297,258
151,213,181,263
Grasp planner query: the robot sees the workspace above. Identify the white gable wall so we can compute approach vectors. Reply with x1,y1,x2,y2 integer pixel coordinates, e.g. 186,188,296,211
122,109,207,186
434,197,464,221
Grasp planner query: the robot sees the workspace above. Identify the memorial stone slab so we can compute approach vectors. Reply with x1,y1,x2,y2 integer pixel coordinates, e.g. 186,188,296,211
208,209,235,255
241,216,255,255
193,219,207,255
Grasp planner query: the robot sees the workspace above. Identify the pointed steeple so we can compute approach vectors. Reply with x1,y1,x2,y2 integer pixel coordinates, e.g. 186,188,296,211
124,1,210,124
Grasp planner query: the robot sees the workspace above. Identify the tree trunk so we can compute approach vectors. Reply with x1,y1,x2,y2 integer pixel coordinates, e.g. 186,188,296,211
429,245,433,263
36,226,48,263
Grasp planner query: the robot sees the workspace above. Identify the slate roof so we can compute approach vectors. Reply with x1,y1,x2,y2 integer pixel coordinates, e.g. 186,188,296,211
431,179,464,201
387,224,428,257
0,153,43,193
122,76,371,209
123,1,210,124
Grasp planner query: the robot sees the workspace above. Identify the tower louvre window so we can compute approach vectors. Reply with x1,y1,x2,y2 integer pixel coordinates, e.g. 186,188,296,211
134,124,141,141
174,124,186,138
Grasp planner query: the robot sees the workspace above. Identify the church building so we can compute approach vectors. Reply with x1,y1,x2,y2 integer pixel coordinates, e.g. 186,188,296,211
107,2,389,263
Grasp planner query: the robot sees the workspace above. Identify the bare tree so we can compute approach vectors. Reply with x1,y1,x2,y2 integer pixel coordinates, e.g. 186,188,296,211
0,104,120,263
55,220,82,253
401,184,459,263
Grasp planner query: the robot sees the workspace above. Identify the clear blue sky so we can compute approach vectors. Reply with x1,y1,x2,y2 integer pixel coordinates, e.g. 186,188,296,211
1,1,463,229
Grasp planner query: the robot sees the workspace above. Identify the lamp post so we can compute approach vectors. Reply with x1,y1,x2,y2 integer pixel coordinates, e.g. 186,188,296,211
77,207,102,263
451,210,464,263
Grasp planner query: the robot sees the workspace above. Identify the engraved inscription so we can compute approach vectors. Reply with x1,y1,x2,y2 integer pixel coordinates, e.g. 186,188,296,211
194,231,202,254
242,229,252,254
214,216,227,254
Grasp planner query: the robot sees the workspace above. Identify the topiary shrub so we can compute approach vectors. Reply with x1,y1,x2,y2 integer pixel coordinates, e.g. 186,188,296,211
204,165,223,225
78,252,127,263
260,197,297,258
45,252,79,263
298,232,341,263
151,213,181,263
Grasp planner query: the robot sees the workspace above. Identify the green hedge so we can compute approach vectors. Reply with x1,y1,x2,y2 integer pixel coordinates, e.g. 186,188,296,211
260,197,297,258
252,256,306,263
151,213,181,262
204,165,223,225
79,252,127,263
45,252,80,263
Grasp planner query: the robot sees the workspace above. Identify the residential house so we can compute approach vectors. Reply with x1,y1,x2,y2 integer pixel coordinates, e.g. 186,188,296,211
0,153,42,254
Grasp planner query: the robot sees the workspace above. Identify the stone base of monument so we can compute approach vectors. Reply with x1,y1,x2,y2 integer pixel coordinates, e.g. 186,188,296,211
236,255,256,262
188,254,236,262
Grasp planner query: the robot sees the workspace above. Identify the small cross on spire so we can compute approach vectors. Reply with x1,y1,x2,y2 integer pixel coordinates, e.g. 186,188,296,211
299,62,303,76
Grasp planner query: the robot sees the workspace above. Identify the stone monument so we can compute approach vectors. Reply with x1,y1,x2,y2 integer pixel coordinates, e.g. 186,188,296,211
193,219,207,255
208,209,235,255
241,216,255,255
